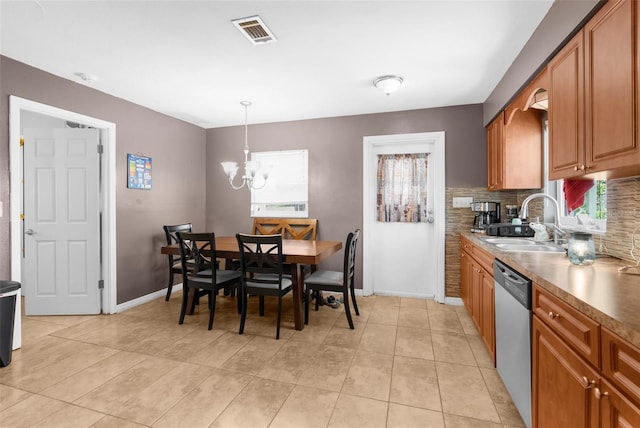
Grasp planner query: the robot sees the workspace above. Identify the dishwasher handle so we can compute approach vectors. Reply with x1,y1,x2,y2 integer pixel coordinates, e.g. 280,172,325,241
494,259,532,309
502,270,527,286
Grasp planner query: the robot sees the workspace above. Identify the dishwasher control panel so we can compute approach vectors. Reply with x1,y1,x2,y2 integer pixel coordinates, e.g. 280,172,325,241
494,259,532,309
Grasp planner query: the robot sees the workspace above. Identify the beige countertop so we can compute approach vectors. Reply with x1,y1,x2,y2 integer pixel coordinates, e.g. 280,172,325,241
461,231,640,348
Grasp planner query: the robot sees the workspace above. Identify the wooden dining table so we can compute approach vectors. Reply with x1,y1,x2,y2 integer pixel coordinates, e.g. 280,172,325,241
161,236,342,330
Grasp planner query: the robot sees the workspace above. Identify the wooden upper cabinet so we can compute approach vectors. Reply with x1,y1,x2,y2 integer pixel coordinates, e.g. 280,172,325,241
486,73,544,191
504,67,549,126
549,0,640,180
585,0,640,174
548,30,585,180
487,112,504,190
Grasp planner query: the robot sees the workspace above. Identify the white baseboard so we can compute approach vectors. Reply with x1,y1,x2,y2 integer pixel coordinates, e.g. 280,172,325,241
115,283,182,313
443,297,463,306
116,285,463,313
355,289,463,306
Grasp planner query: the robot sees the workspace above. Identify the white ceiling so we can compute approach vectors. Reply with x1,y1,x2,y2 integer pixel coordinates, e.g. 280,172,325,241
0,1,554,128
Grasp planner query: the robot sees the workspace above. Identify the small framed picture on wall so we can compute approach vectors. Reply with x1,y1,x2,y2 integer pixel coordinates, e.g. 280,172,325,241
127,153,152,189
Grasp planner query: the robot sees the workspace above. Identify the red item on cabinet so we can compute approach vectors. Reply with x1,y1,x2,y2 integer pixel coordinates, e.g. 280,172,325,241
563,179,594,212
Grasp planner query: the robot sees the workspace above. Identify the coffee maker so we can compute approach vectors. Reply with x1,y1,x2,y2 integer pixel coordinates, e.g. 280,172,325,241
471,201,501,232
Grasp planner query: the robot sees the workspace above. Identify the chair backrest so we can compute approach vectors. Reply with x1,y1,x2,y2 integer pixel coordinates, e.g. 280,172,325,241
252,218,318,240
164,223,193,263
176,232,215,281
236,233,286,288
343,229,361,287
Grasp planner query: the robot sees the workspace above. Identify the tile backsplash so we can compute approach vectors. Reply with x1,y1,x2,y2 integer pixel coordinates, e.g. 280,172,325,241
444,176,640,299
599,176,640,263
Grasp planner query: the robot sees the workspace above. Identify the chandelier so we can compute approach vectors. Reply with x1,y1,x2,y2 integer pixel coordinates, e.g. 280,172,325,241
220,101,269,190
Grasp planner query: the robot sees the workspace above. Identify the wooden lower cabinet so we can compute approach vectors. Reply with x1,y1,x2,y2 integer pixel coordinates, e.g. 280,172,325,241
460,250,472,314
533,293,640,427
480,272,495,362
599,378,640,427
459,236,495,364
470,260,482,331
532,315,600,427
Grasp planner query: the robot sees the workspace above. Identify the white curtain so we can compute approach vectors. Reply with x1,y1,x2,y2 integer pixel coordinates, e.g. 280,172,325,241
376,153,429,222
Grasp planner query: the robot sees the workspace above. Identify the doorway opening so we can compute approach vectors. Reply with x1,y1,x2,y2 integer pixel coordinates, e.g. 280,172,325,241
9,96,117,319
362,132,445,302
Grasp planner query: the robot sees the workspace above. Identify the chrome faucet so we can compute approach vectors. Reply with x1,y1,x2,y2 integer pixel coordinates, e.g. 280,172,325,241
519,193,565,245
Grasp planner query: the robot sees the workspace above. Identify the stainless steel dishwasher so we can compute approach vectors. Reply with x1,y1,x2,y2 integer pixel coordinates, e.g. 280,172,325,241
494,259,532,428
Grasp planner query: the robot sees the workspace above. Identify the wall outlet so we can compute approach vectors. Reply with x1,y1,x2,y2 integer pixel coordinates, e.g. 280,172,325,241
452,197,473,208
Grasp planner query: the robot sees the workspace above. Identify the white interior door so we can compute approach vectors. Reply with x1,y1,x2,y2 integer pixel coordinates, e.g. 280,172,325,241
363,132,445,301
23,128,101,315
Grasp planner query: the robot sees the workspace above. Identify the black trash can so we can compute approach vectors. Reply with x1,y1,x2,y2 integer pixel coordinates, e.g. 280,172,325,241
0,280,21,367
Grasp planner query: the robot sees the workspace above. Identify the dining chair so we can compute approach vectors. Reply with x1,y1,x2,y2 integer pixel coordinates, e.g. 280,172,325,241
236,233,293,339
163,223,195,301
177,232,242,330
304,229,360,329
228,218,318,272
252,218,318,240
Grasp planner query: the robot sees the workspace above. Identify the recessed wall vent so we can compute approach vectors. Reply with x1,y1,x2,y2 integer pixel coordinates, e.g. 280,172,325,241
232,15,277,45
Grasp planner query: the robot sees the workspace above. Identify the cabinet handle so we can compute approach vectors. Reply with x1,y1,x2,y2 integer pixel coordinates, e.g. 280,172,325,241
548,312,560,320
594,387,609,399
582,376,595,389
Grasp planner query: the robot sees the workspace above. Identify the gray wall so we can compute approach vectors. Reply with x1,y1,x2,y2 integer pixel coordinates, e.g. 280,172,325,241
484,0,603,125
205,105,486,289
0,56,207,303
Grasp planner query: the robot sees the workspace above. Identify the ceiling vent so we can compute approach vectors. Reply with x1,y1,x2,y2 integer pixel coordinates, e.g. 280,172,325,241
232,15,277,45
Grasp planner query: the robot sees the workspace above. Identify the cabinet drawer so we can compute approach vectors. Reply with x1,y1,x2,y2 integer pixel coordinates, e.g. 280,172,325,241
472,244,494,274
602,327,640,405
533,284,600,367
460,236,474,254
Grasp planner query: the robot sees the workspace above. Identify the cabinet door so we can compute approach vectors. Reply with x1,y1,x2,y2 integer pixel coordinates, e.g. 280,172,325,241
599,378,640,428
533,316,599,428
585,0,640,172
470,260,482,332
548,30,585,180
487,114,504,190
601,327,640,406
480,271,495,363
460,250,472,313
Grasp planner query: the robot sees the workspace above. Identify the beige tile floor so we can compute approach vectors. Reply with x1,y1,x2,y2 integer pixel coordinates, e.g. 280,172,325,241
0,292,525,428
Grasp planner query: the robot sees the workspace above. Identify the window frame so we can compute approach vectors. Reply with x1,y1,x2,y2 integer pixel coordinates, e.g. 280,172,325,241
250,149,309,218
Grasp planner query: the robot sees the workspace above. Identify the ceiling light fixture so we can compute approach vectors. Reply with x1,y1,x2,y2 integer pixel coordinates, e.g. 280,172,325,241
220,101,269,190
374,75,403,95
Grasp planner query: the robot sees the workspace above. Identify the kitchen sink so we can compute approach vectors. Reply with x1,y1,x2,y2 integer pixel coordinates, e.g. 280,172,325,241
484,238,536,245
495,243,566,253
482,237,566,253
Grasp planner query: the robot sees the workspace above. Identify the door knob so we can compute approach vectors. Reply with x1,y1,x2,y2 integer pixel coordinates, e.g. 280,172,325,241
427,217,435,223
25,229,34,235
